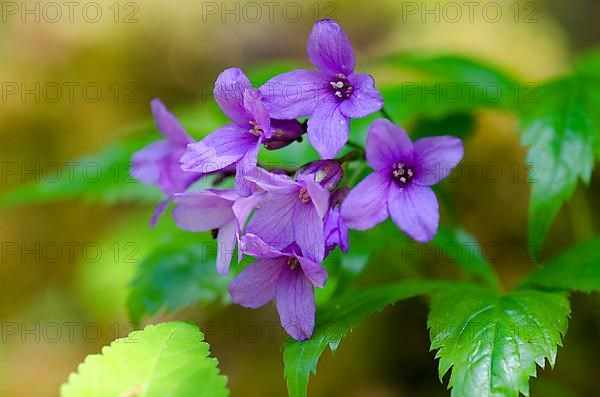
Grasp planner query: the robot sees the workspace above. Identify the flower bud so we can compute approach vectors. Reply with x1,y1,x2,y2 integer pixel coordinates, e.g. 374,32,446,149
298,160,344,191
263,119,305,150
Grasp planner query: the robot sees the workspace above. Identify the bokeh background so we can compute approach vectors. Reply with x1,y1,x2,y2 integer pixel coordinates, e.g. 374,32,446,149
1,0,599,396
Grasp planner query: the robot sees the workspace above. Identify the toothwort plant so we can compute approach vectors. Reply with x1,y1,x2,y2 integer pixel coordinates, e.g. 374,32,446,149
132,19,463,341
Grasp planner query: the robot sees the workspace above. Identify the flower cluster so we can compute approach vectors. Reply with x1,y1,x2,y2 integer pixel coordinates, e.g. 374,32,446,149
132,19,464,340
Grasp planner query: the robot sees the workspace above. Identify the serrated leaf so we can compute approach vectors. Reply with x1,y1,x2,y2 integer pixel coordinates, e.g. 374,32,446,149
428,286,570,397
284,280,452,397
127,243,231,325
61,321,229,397
432,227,500,289
519,76,599,258
520,237,600,293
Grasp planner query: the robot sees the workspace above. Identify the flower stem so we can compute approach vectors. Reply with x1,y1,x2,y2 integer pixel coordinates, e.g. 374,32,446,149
336,149,365,165
380,107,395,123
346,140,364,150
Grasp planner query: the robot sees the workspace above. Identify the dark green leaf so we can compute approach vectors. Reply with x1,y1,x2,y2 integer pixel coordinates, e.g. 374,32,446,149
378,54,520,123
411,112,476,141
284,280,453,397
431,227,500,289
61,321,229,397
0,134,163,208
520,237,600,293
127,242,230,325
519,76,599,258
428,286,570,397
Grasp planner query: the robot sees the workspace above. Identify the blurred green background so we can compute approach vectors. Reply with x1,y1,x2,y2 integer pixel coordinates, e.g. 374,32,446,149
0,0,599,396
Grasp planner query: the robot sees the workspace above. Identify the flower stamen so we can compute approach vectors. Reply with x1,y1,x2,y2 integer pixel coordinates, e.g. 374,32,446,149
392,162,415,188
329,74,354,100
287,257,300,270
249,120,264,137
298,187,311,203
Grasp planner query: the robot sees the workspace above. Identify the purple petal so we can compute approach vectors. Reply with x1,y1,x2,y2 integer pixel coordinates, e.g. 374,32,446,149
413,136,464,186
235,140,261,197
307,19,355,76
307,99,349,159
229,258,285,308
243,89,271,138
246,192,297,250
172,190,235,231
298,160,344,192
156,148,201,196
239,233,285,259
388,184,439,243
260,70,328,119
339,74,384,119
293,201,324,262
232,192,265,231
214,68,253,127
324,207,349,254
302,176,330,218
216,219,237,275
131,140,171,185
150,198,171,228
233,192,265,263
366,119,414,171
341,171,391,230
276,266,315,340
297,256,327,288
244,167,299,194
181,124,258,173
150,99,193,144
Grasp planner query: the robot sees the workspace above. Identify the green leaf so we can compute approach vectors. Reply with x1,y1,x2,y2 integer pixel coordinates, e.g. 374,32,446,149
519,76,599,258
378,54,520,123
385,53,518,94
431,227,500,289
127,243,231,325
0,134,163,209
574,48,600,79
246,60,307,87
0,100,226,209
284,280,452,397
520,237,600,293
411,112,476,141
428,286,570,397
61,321,229,397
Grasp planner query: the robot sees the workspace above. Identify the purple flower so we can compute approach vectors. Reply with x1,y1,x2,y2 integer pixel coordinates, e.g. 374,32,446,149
324,187,350,254
172,189,263,274
180,68,303,196
341,119,464,242
131,99,201,226
229,233,327,340
297,160,344,192
244,167,330,262
260,19,384,159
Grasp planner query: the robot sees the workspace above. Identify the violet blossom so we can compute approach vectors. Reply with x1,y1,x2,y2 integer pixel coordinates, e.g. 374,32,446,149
324,187,350,254
244,167,330,262
341,119,464,242
180,68,303,196
172,189,263,274
131,99,202,226
228,233,327,340
260,19,384,159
